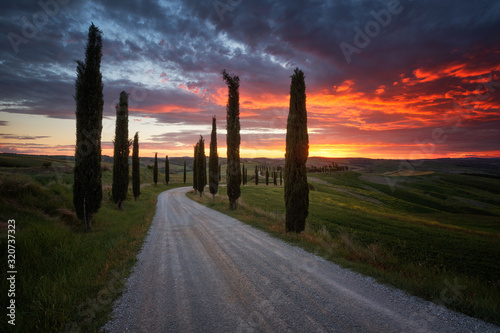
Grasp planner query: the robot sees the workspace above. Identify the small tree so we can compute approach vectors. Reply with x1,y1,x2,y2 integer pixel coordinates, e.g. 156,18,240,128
196,136,207,196
153,153,158,186
183,160,187,184
209,116,219,199
255,165,258,185
193,144,198,192
280,170,283,186
222,69,241,209
273,168,277,186
284,68,309,233
265,168,269,185
132,132,140,201
74,23,103,231
165,155,170,185
112,91,130,210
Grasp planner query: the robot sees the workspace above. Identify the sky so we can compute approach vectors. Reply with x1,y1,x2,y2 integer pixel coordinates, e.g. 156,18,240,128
0,0,499,159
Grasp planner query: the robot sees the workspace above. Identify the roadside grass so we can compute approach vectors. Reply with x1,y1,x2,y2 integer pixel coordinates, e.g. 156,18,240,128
0,168,184,332
188,172,500,326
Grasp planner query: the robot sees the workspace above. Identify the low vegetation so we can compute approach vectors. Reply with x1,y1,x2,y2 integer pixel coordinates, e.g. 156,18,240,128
188,170,500,326
0,156,185,332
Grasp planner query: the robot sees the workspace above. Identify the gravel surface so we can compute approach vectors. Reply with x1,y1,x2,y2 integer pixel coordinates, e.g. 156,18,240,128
103,187,499,332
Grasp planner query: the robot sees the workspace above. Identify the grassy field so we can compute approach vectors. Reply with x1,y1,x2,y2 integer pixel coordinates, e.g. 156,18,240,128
1,153,499,328
188,170,500,325
0,154,188,332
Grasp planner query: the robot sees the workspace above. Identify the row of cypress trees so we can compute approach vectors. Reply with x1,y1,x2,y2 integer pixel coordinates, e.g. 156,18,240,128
189,68,309,233
151,153,174,187
74,24,143,228
193,115,220,198
74,23,308,233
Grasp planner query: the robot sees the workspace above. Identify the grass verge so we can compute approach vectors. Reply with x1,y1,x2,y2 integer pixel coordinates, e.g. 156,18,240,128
0,169,181,332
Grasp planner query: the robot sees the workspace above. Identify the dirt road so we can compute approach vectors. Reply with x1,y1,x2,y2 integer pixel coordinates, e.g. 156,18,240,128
104,187,498,332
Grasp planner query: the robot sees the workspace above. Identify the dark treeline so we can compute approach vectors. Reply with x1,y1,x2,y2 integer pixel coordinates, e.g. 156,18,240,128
308,162,348,173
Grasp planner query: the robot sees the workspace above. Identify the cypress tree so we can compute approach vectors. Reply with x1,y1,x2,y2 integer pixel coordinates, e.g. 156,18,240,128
222,69,241,209
280,170,283,186
196,136,207,196
273,168,277,186
112,91,130,210
132,132,140,201
153,153,158,186
255,165,258,185
165,155,170,185
193,144,198,192
74,23,103,231
265,168,269,185
284,68,309,233
183,160,187,184
209,116,219,199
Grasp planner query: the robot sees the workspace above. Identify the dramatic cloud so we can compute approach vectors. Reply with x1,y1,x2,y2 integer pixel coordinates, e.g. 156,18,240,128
1,0,499,158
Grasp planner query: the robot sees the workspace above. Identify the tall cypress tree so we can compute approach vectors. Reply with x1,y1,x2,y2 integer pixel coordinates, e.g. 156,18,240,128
112,91,130,210
196,136,207,196
255,165,258,185
153,153,158,186
273,168,277,186
265,168,269,185
193,144,198,192
74,23,103,231
284,68,309,233
222,69,241,209
209,116,219,199
132,132,140,201
183,160,187,184
165,155,170,185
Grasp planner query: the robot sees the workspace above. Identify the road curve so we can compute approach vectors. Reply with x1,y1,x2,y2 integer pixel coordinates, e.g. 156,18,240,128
104,187,499,333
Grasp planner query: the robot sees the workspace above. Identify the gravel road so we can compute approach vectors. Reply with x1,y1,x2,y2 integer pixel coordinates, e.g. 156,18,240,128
103,187,499,333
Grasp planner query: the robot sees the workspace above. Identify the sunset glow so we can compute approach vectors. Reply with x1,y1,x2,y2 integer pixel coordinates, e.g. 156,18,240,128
1,1,499,159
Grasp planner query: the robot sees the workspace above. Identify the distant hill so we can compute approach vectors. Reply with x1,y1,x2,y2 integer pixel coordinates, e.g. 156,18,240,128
2,153,499,177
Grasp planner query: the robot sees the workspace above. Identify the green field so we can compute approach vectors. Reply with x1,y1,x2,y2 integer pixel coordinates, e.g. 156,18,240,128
0,154,188,332
1,154,499,329
189,169,500,325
